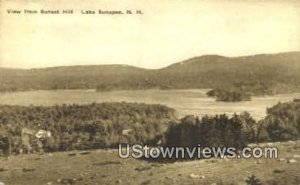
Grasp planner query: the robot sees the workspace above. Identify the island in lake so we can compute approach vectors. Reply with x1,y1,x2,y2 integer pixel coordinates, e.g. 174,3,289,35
207,88,251,102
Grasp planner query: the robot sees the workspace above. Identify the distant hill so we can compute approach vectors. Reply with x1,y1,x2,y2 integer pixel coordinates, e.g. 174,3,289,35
1,51,300,94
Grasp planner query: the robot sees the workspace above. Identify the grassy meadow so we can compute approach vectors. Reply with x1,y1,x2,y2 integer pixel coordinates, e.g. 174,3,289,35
0,140,300,185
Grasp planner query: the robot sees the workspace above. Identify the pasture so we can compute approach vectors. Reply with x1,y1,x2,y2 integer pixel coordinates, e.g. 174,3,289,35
0,140,299,185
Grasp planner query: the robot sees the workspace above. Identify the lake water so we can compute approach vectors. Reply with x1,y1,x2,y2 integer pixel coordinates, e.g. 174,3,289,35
0,89,300,120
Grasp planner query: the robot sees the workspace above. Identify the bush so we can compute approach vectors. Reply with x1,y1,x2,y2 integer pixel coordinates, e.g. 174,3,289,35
245,174,262,185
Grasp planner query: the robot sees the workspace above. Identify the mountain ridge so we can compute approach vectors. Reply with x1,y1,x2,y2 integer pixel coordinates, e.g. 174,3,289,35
1,51,299,71
0,51,300,93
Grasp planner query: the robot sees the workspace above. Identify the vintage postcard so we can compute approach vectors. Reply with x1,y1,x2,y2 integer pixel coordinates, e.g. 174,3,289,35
0,0,300,185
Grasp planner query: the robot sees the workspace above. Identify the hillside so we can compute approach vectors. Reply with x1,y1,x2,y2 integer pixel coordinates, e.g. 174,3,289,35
1,51,300,94
0,140,299,185
0,65,149,91
158,52,300,94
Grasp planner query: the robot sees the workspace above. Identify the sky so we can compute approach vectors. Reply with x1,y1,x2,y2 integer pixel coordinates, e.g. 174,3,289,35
0,0,299,69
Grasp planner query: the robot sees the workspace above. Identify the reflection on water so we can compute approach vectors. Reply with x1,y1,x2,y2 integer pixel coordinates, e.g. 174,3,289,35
1,89,300,120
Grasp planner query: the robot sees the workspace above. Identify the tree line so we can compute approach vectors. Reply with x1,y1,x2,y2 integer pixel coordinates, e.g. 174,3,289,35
0,100,299,155
0,102,176,154
164,99,300,149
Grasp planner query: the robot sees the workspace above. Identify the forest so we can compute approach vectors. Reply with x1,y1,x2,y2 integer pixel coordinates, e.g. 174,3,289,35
0,100,299,155
0,103,176,154
164,99,300,151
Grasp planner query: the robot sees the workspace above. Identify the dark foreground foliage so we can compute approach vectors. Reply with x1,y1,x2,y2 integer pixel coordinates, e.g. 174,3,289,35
164,112,257,151
165,114,249,148
264,99,300,141
164,99,300,151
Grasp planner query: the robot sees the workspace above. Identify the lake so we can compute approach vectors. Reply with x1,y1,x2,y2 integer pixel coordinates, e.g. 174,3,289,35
0,89,300,120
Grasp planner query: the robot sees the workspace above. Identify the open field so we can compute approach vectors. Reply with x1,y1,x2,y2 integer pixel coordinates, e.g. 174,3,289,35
1,140,300,185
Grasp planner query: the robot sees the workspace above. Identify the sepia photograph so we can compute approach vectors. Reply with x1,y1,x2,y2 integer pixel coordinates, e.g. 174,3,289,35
0,0,300,184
